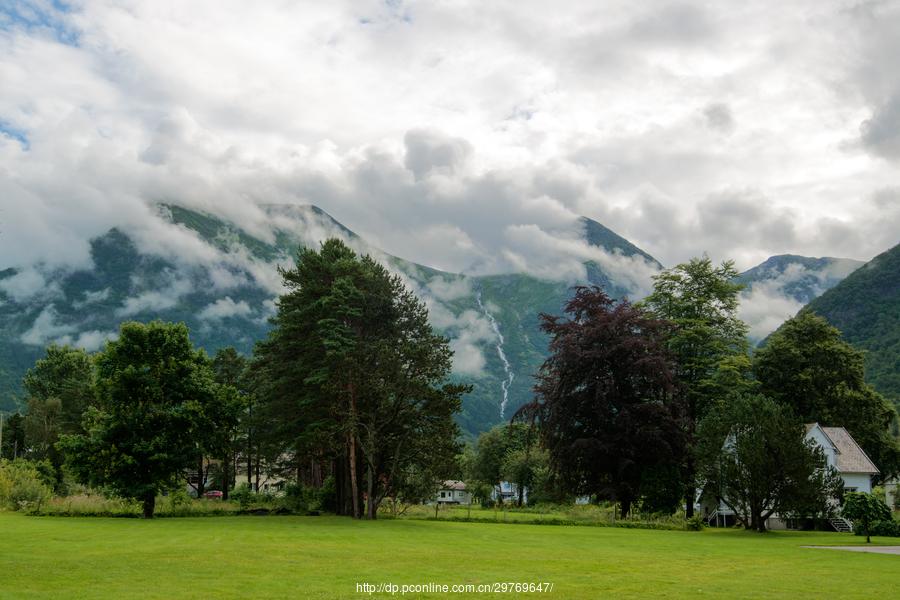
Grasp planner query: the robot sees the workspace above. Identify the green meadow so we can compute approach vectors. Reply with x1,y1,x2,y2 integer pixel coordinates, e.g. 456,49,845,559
1,512,897,599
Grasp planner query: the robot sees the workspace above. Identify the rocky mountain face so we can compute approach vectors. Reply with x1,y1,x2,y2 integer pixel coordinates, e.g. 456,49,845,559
0,204,661,436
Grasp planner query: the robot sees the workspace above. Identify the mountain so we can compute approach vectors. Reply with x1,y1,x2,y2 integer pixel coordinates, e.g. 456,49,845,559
801,243,900,409
736,254,864,342
737,254,864,304
0,205,662,437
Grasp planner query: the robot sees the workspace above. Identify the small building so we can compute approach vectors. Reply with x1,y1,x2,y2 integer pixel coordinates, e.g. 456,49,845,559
436,480,472,504
702,423,879,529
493,481,527,505
805,423,879,494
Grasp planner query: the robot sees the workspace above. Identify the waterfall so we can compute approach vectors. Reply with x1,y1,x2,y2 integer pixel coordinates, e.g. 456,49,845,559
476,291,514,417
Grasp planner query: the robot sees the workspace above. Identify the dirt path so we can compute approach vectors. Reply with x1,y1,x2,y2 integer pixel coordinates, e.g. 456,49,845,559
802,545,900,555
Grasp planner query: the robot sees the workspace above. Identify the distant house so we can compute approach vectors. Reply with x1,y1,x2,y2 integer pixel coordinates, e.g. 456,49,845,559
886,478,898,510
436,480,472,504
493,481,527,505
702,423,879,530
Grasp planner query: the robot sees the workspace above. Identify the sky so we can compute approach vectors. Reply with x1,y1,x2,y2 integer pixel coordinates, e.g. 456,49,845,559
2,0,899,280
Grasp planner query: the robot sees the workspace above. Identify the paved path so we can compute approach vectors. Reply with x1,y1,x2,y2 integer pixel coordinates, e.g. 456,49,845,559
802,545,900,555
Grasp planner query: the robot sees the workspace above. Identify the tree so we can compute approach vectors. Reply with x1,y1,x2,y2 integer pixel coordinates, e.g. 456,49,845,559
471,423,530,505
252,239,467,519
59,321,222,518
1,412,26,460
642,256,748,517
521,286,685,518
501,446,549,507
753,312,900,479
22,345,96,488
842,492,892,543
210,348,249,500
698,393,843,532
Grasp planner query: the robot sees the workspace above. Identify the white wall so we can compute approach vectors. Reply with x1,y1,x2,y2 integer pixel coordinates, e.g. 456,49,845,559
841,472,873,494
805,426,837,469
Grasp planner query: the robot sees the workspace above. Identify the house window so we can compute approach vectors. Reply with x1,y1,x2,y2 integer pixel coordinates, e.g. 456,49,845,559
440,491,446,498
844,487,858,493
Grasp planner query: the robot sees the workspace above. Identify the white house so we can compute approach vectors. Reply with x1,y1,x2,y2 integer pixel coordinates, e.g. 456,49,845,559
436,480,472,504
804,423,879,494
703,423,879,530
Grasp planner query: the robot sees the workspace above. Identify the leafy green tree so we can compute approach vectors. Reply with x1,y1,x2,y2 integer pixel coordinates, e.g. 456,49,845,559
501,446,549,507
642,257,748,517
698,393,843,532
842,491,892,543
253,239,467,519
471,423,530,505
753,312,900,479
59,321,222,518
22,345,96,489
210,347,248,500
522,286,685,518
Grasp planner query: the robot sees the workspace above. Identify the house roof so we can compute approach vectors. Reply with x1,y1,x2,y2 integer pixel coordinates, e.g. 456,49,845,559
817,426,880,474
441,480,467,491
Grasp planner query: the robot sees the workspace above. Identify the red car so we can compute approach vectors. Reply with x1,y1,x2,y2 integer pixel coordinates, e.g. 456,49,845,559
203,490,224,499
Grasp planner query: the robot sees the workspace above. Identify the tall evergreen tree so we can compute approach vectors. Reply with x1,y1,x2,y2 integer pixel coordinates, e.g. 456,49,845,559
642,257,747,517
521,286,685,517
252,239,467,519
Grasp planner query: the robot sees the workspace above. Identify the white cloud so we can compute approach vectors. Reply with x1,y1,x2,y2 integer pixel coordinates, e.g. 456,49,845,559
198,296,253,321
20,306,76,346
0,267,57,302
1,0,898,286
54,329,118,352
739,284,806,341
115,276,193,317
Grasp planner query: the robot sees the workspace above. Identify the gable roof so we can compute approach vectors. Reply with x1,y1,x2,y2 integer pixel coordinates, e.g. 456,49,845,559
441,480,467,491
819,426,880,474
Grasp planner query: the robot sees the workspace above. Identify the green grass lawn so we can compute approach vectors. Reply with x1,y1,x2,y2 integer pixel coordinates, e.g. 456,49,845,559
0,512,896,599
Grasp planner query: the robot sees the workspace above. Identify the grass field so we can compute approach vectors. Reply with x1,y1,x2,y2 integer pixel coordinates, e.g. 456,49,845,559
0,512,897,599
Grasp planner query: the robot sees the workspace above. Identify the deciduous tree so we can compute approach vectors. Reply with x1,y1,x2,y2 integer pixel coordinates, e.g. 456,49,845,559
642,257,748,517
59,321,222,518
753,312,900,479
698,393,843,532
521,286,685,518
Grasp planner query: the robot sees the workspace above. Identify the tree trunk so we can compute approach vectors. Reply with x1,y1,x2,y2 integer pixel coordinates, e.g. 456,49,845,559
366,463,376,520
518,483,524,507
142,492,156,519
347,382,360,519
348,431,360,519
684,454,695,518
620,498,631,519
197,456,206,497
222,452,230,500
247,401,253,487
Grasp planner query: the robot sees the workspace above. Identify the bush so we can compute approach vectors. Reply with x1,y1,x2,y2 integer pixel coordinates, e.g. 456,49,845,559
0,460,53,511
684,515,705,531
861,519,900,538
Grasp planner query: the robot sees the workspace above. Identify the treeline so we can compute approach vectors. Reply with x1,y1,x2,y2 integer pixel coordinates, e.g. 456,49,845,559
2,239,467,518
459,258,899,531
3,244,899,527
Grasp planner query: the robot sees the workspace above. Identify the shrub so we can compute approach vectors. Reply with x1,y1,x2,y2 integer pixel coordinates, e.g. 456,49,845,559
862,519,900,538
0,460,53,511
684,515,705,531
